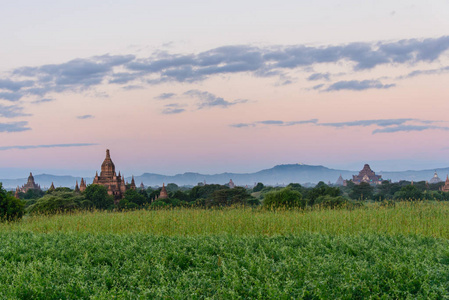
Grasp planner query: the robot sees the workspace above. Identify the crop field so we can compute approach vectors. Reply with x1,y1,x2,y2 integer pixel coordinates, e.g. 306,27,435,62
1,202,449,298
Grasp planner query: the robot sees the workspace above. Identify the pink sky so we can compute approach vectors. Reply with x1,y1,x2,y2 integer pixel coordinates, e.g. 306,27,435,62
1,1,449,178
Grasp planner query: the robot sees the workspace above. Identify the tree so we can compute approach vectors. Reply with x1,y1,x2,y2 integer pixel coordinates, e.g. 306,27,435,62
349,182,374,200
207,187,259,207
305,183,341,205
253,182,264,192
394,185,423,200
84,184,114,209
166,183,180,193
189,184,227,201
0,183,25,221
123,189,147,206
262,187,305,209
27,190,87,214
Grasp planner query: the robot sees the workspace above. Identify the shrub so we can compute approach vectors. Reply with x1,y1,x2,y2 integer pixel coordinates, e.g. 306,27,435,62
262,187,306,209
0,183,25,221
314,195,350,209
27,190,85,214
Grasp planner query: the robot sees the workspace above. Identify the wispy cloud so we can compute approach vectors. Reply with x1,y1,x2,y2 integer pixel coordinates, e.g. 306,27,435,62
373,125,449,134
77,114,94,119
122,85,143,90
1,36,448,101
231,118,446,134
0,143,98,151
162,103,186,114
184,90,248,109
0,121,31,132
320,119,413,128
307,73,330,81
31,98,54,104
398,66,449,79
324,80,396,92
230,119,318,128
155,92,176,100
0,104,31,118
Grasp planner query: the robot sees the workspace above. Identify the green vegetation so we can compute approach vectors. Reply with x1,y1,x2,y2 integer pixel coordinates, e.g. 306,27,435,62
6,179,449,298
2,201,449,237
0,183,24,221
1,233,448,299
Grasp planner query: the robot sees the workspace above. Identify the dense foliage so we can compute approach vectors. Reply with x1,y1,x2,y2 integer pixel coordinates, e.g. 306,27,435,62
9,177,449,215
262,187,305,209
0,183,24,221
0,233,448,298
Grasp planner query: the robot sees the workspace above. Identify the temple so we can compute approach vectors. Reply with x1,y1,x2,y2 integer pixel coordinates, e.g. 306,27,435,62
429,171,442,184
440,176,449,192
17,172,41,193
352,164,382,185
159,183,168,199
335,174,346,186
82,149,136,201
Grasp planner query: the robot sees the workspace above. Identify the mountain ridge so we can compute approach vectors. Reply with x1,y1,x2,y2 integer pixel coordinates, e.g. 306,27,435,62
1,164,449,190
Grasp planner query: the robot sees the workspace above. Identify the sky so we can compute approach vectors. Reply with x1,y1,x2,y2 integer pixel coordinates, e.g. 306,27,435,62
1,0,449,178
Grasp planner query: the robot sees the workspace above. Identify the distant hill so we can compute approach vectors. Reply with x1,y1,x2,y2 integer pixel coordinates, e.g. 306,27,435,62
2,164,449,189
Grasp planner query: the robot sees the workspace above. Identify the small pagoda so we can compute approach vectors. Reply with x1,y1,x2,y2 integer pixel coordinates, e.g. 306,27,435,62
440,176,449,192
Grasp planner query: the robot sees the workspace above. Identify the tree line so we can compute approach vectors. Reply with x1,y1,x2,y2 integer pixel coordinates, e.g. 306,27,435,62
2,179,449,221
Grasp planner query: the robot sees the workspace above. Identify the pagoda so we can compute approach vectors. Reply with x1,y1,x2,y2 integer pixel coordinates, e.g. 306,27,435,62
90,149,135,201
429,171,442,184
440,176,449,192
335,174,346,186
159,183,168,199
18,172,41,193
352,164,382,185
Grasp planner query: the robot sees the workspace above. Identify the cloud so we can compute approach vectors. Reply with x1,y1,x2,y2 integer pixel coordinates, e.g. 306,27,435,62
230,118,447,134
373,125,449,134
162,103,186,114
0,143,98,151
184,90,248,109
0,104,31,118
77,115,94,119
258,120,284,125
398,66,449,79
1,36,449,100
320,119,414,128
231,119,318,128
325,80,396,92
0,91,23,101
12,54,135,96
122,85,143,90
155,92,176,100
31,98,54,104
230,123,254,128
0,121,31,132
307,73,330,81
312,84,324,90
0,79,34,91
285,119,319,126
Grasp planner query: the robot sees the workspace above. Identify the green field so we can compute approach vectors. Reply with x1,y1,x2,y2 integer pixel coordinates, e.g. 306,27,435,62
2,202,449,298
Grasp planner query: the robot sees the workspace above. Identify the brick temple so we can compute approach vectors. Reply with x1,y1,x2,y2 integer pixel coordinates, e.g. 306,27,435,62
352,164,382,185
79,149,135,201
16,172,41,194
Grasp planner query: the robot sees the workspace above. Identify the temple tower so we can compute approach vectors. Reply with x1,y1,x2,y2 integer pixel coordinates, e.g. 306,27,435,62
159,183,168,199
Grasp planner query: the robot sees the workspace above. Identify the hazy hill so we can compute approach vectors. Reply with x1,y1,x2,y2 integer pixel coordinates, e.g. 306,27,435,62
2,164,449,189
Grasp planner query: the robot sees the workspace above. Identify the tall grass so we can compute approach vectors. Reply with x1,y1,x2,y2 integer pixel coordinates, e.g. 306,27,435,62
2,201,449,238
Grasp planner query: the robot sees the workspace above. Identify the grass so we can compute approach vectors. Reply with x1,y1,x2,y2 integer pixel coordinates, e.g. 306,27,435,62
1,201,449,238
1,233,449,299
2,201,449,298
